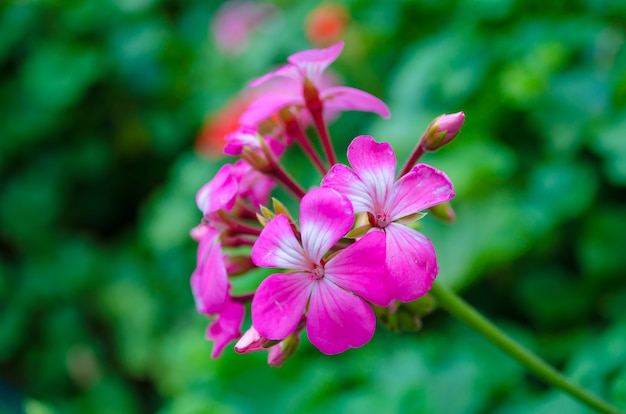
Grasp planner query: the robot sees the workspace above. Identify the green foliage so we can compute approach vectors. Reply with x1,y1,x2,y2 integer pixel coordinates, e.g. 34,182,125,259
1,0,625,413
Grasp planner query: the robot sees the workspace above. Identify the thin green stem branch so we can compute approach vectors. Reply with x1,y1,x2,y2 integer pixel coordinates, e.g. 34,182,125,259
429,281,625,414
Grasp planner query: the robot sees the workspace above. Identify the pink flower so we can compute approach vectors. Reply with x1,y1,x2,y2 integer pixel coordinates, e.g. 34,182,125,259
250,188,390,354
211,1,276,55
190,224,229,314
205,299,245,358
196,160,275,216
240,41,389,126
321,135,455,302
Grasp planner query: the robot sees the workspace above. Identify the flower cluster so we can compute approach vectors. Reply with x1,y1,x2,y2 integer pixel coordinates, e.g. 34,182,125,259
190,41,464,365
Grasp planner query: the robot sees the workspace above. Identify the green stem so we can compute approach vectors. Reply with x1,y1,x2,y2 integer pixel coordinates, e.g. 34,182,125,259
429,281,624,414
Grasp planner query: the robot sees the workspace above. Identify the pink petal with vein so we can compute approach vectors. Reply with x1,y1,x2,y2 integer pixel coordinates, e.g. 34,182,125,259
306,280,376,354
196,164,238,215
321,86,390,118
300,188,354,263
321,164,375,213
191,229,229,314
251,214,309,270
389,164,455,220
325,230,390,306
346,136,397,210
252,272,312,340
384,223,438,302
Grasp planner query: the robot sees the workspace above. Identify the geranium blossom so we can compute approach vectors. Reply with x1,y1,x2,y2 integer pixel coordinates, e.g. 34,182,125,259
250,187,390,354
321,135,455,302
196,160,275,216
239,41,389,126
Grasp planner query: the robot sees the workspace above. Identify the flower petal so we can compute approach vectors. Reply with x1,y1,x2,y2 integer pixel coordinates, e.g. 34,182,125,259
346,136,396,211
389,164,455,220
252,272,312,340
287,41,344,85
300,188,354,263
321,164,375,213
385,223,438,302
321,86,390,118
249,63,302,87
206,300,245,358
239,92,301,126
325,230,390,306
306,280,376,354
191,229,229,314
251,214,309,270
196,164,238,215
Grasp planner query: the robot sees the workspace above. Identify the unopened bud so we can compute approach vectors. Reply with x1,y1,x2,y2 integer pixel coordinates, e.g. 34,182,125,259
242,147,271,173
421,112,465,152
234,327,278,353
268,333,300,367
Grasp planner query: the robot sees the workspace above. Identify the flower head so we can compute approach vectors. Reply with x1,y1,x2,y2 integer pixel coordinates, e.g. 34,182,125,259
321,135,455,302
250,187,390,354
240,42,389,127
196,160,275,217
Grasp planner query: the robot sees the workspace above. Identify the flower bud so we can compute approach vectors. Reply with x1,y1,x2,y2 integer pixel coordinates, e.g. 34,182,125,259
235,326,276,353
267,333,300,367
420,112,465,152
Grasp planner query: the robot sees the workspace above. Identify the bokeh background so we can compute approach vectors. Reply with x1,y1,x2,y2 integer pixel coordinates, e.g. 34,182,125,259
1,0,626,413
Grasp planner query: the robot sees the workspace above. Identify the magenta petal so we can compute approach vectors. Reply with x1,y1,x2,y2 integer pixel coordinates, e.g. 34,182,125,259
252,272,312,340
325,230,390,306
346,136,396,210
321,164,375,213
321,86,390,118
206,300,245,358
251,214,309,270
389,164,455,220
249,63,302,87
306,280,376,354
239,93,302,126
385,223,438,302
287,41,344,84
196,164,238,215
191,230,229,314
300,188,354,263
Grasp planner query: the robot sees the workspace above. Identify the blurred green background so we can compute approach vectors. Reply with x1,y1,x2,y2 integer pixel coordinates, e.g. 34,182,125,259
1,0,625,413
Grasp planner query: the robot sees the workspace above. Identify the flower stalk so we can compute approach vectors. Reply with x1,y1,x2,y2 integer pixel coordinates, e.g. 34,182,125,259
429,281,624,414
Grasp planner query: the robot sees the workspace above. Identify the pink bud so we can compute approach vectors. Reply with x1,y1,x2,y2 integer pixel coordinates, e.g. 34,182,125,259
267,334,300,367
234,326,268,353
421,111,465,152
